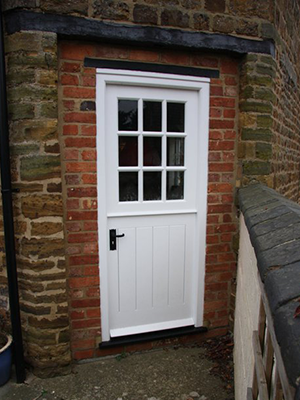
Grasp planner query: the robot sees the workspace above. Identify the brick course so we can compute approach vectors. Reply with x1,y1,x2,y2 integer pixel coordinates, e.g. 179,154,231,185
59,41,239,358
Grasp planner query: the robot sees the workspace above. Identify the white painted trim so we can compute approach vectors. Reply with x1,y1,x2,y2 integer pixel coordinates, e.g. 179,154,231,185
97,68,210,85
97,69,210,341
107,209,197,218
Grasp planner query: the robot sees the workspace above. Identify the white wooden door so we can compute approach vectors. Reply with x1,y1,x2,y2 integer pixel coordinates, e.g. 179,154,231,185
97,71,210,341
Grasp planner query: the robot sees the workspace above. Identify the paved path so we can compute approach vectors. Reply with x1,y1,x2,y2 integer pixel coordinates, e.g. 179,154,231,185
0,346,234,400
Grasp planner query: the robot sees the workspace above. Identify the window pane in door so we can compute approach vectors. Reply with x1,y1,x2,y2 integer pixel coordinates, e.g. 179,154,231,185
144,172,161,201
167,171,184,200
119,172,138,202
167,102,185,132
119,136,138,166
143,137,162,166
167,137,184,166
143,101,162,132
118,100,138,131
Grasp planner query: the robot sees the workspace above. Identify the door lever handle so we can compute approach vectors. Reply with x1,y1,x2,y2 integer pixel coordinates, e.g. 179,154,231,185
116,233,125,238
109,229,125,251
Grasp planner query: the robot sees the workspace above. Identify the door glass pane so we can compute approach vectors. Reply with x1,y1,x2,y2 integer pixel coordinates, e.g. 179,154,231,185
143,137,162,166
167,137,184,166
119,172,138,202
167,102,185,132
144,172,161,201
143,101,162,132
167,171,184,200
119,136,138,166
118,100,138,131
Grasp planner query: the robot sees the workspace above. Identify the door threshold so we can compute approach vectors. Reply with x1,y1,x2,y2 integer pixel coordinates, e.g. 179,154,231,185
99,325,207,349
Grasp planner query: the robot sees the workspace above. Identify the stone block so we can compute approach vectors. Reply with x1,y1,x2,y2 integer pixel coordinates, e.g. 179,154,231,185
22,194,63,218
5,32,42,53
240,101,273,113
212,15,236,33
20,155,61,181
133,4,158,25
7,68,36,85
10,144,39,156
8,85,57,103
21,238,65,258
22,291,67,305
257,115,273,128
194,13,210,30
205,0,225,13
12,120,57,142
93,0,130,21
39,102,58,118
8,103,34,120
243,161,270,176
256,63,276,78
241,128,273,142
26,327,57,346
31,222,63,236
18,259,56,272
240,86,254,99
161,9,190,28
254,88,276,103
241,74,273,87
235,19,258,37
228,0,273,21
21,303,51,316
38,70,58,86
28,316,69,329
47,182,62,193
261,22,276,39
40,0,88,15
255,142,272,160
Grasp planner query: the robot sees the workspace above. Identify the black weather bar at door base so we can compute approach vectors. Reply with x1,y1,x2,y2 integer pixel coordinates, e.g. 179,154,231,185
99,325,207,349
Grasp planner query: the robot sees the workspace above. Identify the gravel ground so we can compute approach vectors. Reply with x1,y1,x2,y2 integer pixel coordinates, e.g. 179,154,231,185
0,341,234,400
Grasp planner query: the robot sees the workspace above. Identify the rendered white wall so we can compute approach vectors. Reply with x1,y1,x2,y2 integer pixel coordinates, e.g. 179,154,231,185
234,215,261,400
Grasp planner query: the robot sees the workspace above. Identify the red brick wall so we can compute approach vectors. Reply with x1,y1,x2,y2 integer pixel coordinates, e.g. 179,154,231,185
59,41,239,360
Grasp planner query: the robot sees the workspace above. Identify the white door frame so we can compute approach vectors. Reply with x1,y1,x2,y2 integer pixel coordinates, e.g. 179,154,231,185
96,69,210,342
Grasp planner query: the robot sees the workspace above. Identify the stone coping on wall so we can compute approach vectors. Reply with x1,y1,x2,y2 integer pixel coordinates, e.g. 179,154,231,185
239,183,300,388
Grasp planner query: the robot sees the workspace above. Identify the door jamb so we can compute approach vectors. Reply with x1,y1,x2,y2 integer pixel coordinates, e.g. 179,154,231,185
96,69,210,342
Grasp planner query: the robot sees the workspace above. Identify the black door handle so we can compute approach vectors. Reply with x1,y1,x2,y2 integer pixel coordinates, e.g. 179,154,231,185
109,229,125,251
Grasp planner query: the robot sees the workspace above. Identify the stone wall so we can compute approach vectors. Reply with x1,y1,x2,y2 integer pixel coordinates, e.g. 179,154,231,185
1,31,71,377
59,40,239,359
236,184,300,396
3,0,274,37
271,0,300,200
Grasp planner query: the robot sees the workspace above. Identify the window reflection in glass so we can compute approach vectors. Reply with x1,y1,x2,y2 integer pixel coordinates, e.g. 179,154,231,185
144,172,161,201
118,100,138,131
167,102,185,132
143,101,162,132
119,136,138,166
167,137,184,166
167,171,184,200
143,137,162,166
119,172,138,202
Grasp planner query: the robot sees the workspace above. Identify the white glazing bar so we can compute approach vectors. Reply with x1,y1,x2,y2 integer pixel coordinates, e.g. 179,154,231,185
162,99,167,202
138,98,143,202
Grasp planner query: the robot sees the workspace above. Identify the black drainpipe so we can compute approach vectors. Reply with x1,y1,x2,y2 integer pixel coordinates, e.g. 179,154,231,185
0,4,26,383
